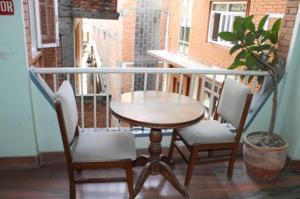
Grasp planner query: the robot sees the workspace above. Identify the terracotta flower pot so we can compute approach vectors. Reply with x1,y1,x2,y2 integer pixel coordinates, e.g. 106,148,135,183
243,132,288,182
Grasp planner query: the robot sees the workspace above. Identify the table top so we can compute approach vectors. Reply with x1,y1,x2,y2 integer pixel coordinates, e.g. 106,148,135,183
110,91,205,129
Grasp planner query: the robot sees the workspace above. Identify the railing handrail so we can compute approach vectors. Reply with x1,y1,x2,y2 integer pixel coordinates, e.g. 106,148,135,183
30,66,269,76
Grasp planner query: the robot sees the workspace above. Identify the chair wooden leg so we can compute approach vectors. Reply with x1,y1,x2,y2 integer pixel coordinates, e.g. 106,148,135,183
125,163,135,199
69,169,76,199
168,130,177,160
227,148,238,179
184,146,198,187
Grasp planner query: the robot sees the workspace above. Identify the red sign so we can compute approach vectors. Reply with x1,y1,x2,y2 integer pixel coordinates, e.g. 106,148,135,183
0,0,14,15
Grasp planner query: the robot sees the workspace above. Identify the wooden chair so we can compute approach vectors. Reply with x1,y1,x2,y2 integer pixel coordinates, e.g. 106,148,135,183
168,78,253,186
55,81,137,199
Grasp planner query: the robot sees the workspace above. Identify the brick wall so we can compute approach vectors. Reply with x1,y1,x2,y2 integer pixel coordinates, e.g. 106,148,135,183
168,0,237,68
23,0,117,130
23,0,61,68
120,0,136,62
278,0,300,58
72,0,118,12
23,0,34,66
76,97,110,128
249,0,287,24
168,0,290,68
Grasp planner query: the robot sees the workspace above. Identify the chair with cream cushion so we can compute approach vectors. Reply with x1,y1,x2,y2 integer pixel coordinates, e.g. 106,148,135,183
168,78,253,186
55,81,136,199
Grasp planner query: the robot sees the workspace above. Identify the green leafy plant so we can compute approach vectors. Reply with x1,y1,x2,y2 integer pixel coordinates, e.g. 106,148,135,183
218,15,284,142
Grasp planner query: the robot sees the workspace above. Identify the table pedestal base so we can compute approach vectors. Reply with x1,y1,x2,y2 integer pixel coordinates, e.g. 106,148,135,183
133,129,190,198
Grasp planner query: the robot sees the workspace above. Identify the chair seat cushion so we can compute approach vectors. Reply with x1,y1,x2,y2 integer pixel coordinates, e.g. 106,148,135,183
178,120,236,145
73,129,137,162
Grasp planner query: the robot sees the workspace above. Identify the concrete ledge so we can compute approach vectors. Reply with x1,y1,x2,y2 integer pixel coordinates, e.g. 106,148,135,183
72,10,120,19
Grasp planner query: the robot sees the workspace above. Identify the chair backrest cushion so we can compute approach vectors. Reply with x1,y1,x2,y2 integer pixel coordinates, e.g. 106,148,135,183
56,81,78,144
217,78,251,129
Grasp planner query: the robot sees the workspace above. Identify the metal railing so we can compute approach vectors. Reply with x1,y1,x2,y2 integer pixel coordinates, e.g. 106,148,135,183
30,66,269,132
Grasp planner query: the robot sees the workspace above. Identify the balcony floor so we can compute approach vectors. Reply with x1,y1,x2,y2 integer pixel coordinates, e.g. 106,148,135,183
0,157,300,199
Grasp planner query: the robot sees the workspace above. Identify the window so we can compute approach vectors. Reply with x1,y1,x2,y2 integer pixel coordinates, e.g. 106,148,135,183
178,0,193,55
28,0,38,55
264,13,284,30
28,0,59,52
208,2,246,47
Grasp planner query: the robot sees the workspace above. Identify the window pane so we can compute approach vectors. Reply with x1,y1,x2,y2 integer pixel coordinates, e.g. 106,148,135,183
39,0,56,43
28,0,37,53
184,43,189,55
179,26,185,41
220,15,226,32
185,27,190,42
204,91,211,108
212,96,218,113
226,15,232,31
230,16,237,31
213,4,227,11
205,81,212,89
211,13,221,41
229,4,246,12
179,42,184,54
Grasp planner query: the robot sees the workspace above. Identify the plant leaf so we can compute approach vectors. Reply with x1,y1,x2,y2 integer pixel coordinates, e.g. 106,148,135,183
245,54,258,69
261,30,271,42
248,21,256,32
235,49,246,62
272,18,282,33
218,32,237,41
258,15,269,30
270,31,279,44
245,32,256,45
230,44,243,55
258,44,272,51
233,17,244,32
237,29,246,41
228,61,245,70
242,15,255,32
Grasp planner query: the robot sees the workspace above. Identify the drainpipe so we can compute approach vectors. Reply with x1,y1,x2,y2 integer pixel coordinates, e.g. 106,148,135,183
164,0,171,50
162,0,171,92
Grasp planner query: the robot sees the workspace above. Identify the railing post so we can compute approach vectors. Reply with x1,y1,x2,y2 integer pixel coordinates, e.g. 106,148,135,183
189,74,195,98
208,75,216,119
200,75,205,104
106,76,110,131
131,73,135,99
155,73,160,93
93,74,97,130
80,74,85,130
167,73,171,93
118,73,122,100
144,73,148,92
53,74,57,93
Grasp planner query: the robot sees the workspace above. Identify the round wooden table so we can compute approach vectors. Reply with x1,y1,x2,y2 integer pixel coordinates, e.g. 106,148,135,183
110,91,205,198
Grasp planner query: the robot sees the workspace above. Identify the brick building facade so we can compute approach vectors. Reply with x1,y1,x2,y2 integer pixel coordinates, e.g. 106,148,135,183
84,0,298,97
23,0,119,128
167,0,289,68
164,0,298,101
22,0,300,127
278,0,300,58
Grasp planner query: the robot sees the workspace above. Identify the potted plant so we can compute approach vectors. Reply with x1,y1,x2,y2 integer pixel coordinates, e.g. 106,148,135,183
218,15,288,182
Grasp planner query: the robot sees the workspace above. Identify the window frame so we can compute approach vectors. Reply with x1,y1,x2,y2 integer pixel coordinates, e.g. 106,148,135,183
178,0,193,56
28,0,38,55
208,1,247,48
29,0,59,49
